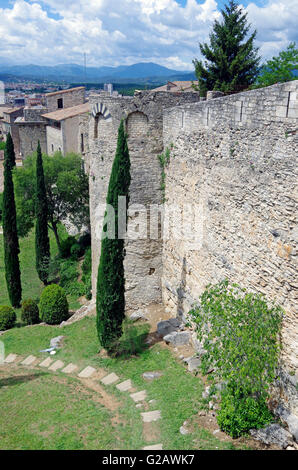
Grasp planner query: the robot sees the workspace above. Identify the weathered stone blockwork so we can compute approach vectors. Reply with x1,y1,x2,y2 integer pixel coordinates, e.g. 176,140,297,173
163,81,298,411
88,91,200,309
46,87,85,113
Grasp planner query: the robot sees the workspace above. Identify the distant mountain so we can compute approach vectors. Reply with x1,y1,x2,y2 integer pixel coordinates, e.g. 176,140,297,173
0,61,196,83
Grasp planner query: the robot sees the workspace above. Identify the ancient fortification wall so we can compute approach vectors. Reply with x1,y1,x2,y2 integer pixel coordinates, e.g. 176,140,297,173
88,91,200,309
163,81,297,412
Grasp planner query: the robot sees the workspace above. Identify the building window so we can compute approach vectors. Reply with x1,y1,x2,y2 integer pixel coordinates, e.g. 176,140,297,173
81,133,84,152
57,98,63,109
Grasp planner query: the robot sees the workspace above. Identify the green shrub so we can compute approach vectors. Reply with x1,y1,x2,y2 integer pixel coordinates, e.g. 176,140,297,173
59,259,78,287
0,306,16,330
63,280,86,297
83,273,92,300
82,247,91,275
0,192,3,224
60,236,76,258
21,298,40,325
70,243,83,260
190,279,283,437
217,392,272,438
39,284,69,325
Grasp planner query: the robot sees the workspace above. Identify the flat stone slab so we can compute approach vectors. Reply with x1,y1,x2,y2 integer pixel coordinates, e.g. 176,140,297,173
143,444,163,450
141,410,161,423
78,366,96,378
143,371,162,381
4,354,18,363
116,379,132,392
39,357,54,368
130,390,147,402
21,355,36,366
48,360,64,371
62,363,78,374
163,331,190,346
101,372,119,385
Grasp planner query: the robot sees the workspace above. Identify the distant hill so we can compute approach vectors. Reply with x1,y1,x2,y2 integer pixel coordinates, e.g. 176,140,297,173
0,61,196,84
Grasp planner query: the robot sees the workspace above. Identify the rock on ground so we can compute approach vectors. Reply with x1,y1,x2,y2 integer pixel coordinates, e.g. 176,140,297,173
163,331,190,346
250,423,293,449
157,318,181,337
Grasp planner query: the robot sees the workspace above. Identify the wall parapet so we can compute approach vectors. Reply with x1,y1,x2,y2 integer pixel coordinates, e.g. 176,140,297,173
164,81,298,138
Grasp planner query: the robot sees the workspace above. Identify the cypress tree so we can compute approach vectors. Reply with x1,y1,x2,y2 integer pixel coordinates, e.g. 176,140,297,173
193,0,260,94
96,120,131,350
2,133,22,308
35,141,50,284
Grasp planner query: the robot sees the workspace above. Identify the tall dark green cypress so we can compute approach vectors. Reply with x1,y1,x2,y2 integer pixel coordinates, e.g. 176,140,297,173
193,0,260,94
2,133,22,308
35,141,50,284
96,120,131,350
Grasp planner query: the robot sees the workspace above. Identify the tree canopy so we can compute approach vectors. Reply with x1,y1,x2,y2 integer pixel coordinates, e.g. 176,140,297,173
254,42,298,88
14,151,89,252
193,0,260,94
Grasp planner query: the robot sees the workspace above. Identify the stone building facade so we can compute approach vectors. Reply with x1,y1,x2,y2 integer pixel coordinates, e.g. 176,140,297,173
87,81,297,413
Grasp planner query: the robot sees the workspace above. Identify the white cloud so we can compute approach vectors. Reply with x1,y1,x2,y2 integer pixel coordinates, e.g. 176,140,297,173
0,0,296,69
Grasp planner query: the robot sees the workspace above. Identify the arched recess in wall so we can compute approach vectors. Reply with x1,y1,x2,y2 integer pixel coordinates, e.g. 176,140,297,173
91,103,112,139
126,111,149,138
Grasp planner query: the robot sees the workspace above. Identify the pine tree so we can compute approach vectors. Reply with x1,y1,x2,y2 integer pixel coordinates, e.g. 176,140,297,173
2,133,22,308
35,141,50,284
96,120,131,350
193,0,260,94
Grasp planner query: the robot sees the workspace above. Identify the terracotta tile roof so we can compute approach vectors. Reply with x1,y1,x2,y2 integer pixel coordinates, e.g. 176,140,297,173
151,81,199,92
45,86,85,97
2,107,24,114
42,102,90,121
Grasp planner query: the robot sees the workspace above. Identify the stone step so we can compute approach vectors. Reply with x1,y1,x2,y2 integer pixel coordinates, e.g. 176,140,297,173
48,360,64,371
141,410,161,423
116,379,132,392
101,372,119,385
78,366,96,378
62,363,78,374
130,390,147,402
4,354,18,363
39,357,54,368
21,355,36,366
143,444,163,450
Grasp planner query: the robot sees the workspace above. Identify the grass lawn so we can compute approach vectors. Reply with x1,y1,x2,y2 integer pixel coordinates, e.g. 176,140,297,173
0,227,81,313
1,317,246,450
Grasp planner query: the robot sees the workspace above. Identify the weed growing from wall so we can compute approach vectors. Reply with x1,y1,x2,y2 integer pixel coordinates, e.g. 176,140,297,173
157,147,171,203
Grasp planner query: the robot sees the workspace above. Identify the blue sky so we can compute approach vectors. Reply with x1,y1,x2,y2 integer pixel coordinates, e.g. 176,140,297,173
0,0,297,69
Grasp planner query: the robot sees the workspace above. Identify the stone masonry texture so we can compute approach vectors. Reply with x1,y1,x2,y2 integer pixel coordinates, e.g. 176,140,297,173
87,82,297,413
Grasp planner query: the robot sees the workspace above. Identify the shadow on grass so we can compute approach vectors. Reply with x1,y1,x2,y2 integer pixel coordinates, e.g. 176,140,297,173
109,322,151,358
0,371,48,388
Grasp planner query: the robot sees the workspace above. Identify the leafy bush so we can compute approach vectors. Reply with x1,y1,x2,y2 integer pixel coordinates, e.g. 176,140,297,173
70,243,83,260
82,247,91,274
217,391,272,438
63,280,86,297
60,236,76,258
0,192,3,224
21,299,40,325
0,306,16,330
59,259,78,287
190,280,283,436
39,284,69,325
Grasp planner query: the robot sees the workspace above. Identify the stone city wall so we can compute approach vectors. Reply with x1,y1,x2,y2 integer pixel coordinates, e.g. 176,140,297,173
162,81,298,412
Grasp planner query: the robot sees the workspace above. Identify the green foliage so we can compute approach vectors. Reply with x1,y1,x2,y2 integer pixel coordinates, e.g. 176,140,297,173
217,392,272,438
254,42,298,88
109,321,150,358
70,243,84,260
193,0,260,94
2,133,22,308
21,298,40,325
60,235,77,258
0,192,3,224
96,120,131,350
77,232,91,251
14,152,89,252
59,258,79,287
35,141,50,284
190,279,283,436
82,247,92,300
39,284,69,325
0,305,16,330
0,141,5,150
157,147,171,203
